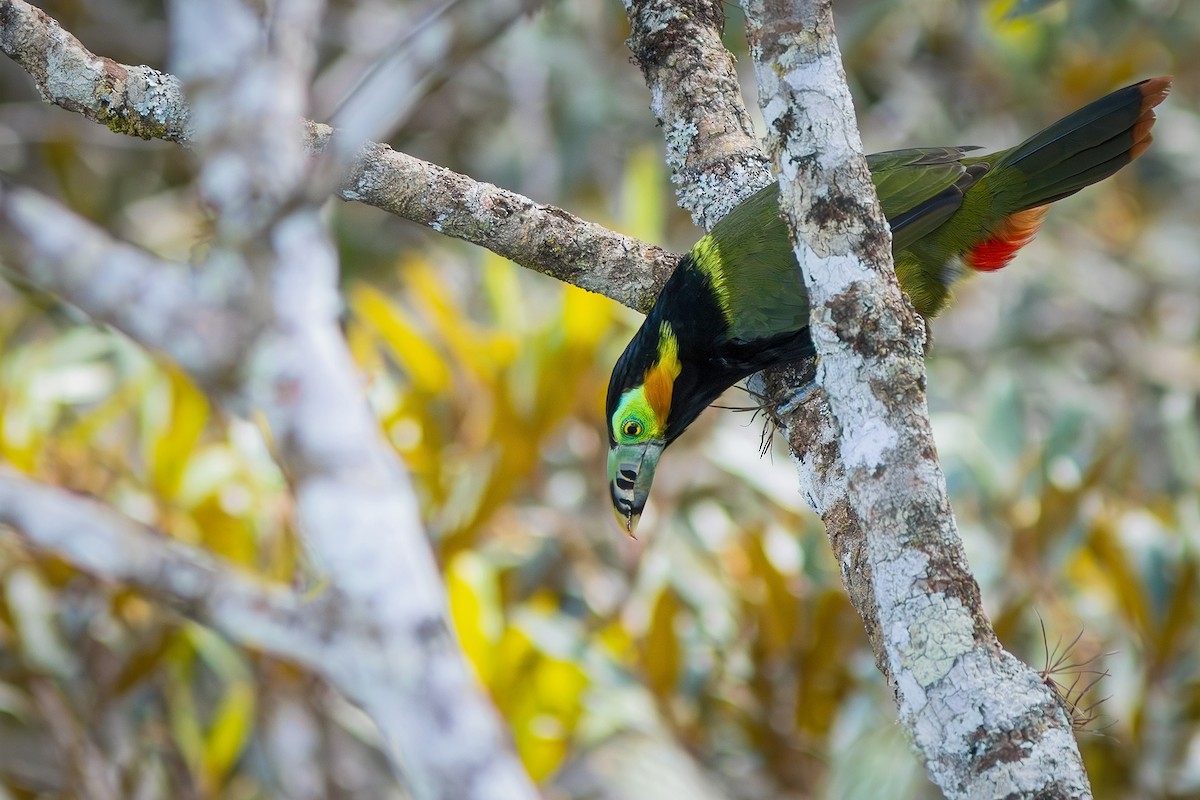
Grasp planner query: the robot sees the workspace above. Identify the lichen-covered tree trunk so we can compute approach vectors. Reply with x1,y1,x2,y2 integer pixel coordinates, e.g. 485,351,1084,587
741,1,1094,797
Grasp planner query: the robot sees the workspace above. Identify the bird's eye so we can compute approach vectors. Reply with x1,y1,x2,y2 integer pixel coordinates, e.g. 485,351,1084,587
621,419,644,439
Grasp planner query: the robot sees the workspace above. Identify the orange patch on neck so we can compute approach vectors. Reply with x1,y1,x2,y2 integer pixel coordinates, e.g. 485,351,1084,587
967,206,1049,272
643,323,681,428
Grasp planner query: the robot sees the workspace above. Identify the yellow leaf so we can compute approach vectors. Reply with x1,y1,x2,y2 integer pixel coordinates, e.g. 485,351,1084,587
506,643,588,781
619,144,668,242
203,679,256,788
446,552,504,684
148,366,209,500
0,380,41,472
177,624,255,789
193,498,257,565
1086,520,1151,633
642,588,682,699
350,282,450,393
164,648,205,783
561,284,613,350
598,621,636,663
745,533,797,658
491,627,538,714
531,657,588,718
482,253,526,332
406,261,511,381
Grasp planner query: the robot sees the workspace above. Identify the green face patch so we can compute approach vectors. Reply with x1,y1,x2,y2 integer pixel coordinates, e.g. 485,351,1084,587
611,386,661,445
611,321,681,444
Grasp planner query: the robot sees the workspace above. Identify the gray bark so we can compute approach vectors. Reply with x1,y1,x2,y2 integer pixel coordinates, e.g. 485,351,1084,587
741,1,1094,797
624,0,774,227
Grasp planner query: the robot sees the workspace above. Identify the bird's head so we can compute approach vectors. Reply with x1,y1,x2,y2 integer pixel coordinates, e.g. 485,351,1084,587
606,318,682,536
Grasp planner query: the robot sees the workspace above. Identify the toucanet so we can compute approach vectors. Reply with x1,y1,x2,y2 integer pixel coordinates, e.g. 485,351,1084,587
607,76,1172,535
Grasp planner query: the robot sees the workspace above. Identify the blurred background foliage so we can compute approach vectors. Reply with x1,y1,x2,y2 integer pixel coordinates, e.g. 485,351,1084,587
0,0,1198,797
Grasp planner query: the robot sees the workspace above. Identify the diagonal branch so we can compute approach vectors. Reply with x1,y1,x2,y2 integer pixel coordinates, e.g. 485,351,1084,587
333,129,674,311
0,0,675,313
0,0,191,141
0,469,336,666
0,182,254,386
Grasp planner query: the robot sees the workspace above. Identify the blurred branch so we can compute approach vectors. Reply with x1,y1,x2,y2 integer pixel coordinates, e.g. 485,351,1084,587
742,1,1094,798
1,0,540,796
553,730,734,800
325,0,543,159
0,469,341,664
169,0,320,243
168,0,537,796
0,0,675,314
625,0,773,228
0,183,254,385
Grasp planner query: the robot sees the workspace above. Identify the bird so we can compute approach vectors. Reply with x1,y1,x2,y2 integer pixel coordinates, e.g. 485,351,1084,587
606,76,1172,535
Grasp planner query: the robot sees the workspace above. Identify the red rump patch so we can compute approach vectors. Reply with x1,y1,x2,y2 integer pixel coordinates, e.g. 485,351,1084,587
967,206,1049,272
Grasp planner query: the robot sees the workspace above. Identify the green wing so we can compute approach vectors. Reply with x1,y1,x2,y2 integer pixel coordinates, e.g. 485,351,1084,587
689,148,987,342
867,147,987,252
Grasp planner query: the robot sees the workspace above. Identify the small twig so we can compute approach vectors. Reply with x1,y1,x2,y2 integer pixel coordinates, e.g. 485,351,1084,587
1036,614,1116,733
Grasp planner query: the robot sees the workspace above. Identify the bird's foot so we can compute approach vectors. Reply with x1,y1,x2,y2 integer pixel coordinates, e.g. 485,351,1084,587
772,379,818,418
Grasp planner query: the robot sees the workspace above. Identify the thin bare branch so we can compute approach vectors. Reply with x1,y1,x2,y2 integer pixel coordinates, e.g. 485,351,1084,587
0,0,674,313
0,182,254,386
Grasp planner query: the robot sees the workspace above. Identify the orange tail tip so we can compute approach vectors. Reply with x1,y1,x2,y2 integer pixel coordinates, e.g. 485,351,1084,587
966,206,1049,273
968,76,1172,273
1130,75,1173,162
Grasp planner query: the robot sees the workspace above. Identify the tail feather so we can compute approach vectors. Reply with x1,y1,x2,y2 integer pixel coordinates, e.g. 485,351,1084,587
1127,101,1163,161
1020,129,1149,206
994,76,1172,211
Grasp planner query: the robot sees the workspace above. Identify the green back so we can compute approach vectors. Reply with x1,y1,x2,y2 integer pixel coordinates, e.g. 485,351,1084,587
690,185,809,343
